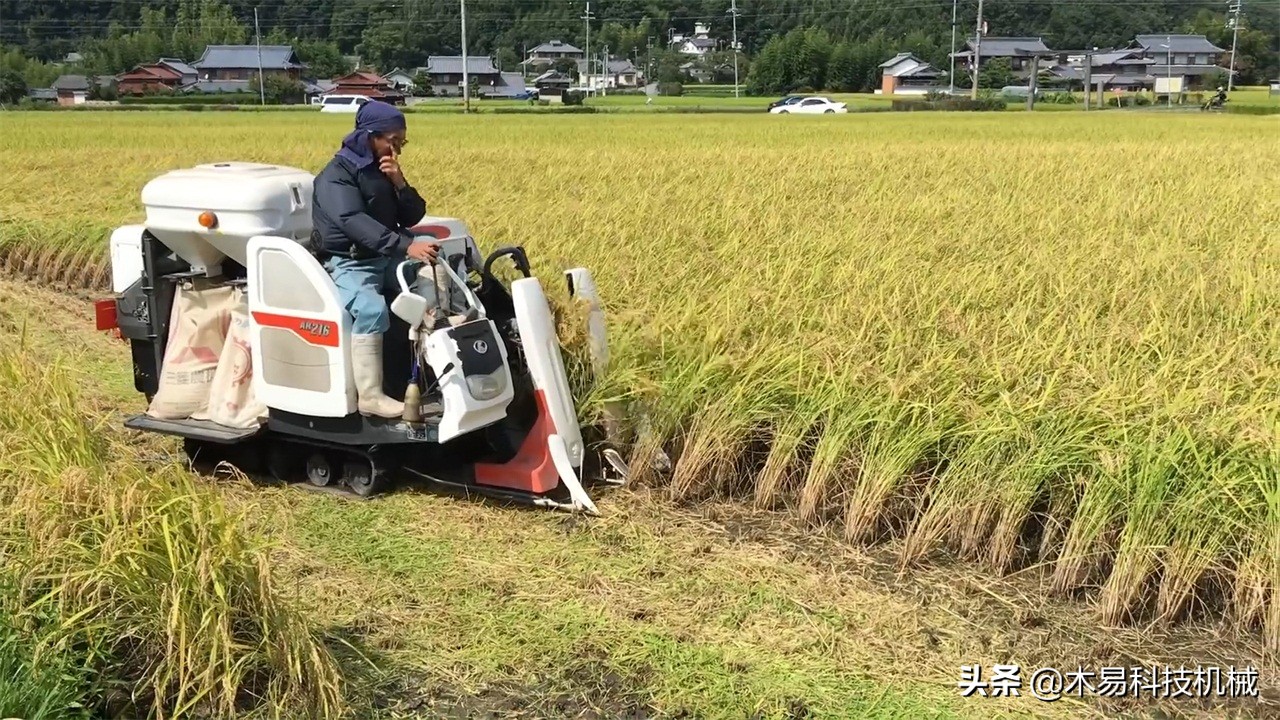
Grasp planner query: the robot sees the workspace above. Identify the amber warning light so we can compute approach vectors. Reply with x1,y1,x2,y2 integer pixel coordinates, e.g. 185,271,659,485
197,211,218,229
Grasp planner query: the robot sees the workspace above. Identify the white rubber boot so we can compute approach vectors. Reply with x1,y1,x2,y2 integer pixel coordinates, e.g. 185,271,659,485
351,333,404,419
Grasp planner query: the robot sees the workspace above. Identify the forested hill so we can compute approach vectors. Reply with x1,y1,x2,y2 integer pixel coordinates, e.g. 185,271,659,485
1,0,1276,83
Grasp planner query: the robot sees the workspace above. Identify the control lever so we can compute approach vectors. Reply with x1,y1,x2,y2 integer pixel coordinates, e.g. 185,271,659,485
483,246,532,279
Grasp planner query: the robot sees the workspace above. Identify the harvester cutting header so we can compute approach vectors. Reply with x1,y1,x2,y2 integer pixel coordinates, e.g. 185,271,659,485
95,101,623,511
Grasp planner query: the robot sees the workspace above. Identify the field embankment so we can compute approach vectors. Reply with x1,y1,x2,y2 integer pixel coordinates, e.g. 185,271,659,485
1,110,1278,662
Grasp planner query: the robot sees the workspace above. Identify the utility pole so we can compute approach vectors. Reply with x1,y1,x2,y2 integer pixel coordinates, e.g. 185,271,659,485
581,2,595,91
1227,1,1243,91
646,36,654,84
949,0,958,95
1026,55,1039,110
729,0,741,97
254,8,265,105
971,0,985,100
602,44,608,96
1166,35,1172,107
461,0,470,113
1082,51,1092,110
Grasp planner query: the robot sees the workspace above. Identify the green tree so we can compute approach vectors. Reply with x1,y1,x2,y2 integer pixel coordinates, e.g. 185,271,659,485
796,27,833,90
596,20,652,60
412,70,434,96
552,57,579,80
1,0,1276,89
978,57,1014,89
251,72,306,104
653,50,685,85
827,43,858,92
746,35,787,94
81,0,249,75
1184,9,1276,86
295,40,350,80
0,69,27,104
87,75,115,101
495,47,519,72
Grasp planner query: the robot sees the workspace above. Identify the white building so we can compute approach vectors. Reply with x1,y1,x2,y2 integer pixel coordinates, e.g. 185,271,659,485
576,57,642,90
670,23,718,56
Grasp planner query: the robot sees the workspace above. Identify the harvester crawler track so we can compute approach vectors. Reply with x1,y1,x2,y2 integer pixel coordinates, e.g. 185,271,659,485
184,436,392,500
180,432,629,510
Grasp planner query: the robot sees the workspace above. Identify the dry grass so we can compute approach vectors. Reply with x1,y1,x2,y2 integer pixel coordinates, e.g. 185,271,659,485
1,110,1278,654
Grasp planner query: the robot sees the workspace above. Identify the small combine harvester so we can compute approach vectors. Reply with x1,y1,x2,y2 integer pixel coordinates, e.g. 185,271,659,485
94,162,624,513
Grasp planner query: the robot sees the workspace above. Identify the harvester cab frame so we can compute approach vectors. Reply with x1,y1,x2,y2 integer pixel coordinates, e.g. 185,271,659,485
95,161,625,512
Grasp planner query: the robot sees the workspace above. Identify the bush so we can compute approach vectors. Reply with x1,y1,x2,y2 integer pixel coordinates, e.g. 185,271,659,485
15,97,54,110
1225,105,1280,115
0,69,27,105
891,97,1007,112
492,105,597,114
1106,94,1153,108
119,94,263,106
561,89,585,106
658,81,683,97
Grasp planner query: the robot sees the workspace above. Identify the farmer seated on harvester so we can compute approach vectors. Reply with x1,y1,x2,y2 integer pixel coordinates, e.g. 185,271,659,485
311,100,447,419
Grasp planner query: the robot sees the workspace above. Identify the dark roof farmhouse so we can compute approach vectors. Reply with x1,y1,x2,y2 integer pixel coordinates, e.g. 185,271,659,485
423,55,527,97
192,45,305,80
525,40,585,67
1130,34,1227,80
952,36,1056,76
1076,34,1229,90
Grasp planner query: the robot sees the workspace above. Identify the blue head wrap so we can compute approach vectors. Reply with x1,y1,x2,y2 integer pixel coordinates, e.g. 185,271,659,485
335,100,407,170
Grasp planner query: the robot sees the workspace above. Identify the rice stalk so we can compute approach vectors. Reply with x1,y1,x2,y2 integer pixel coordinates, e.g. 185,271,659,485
0,349,345,717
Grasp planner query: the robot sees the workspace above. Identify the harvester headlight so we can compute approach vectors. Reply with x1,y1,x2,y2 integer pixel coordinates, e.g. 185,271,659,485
197,211,218,229
466,372,507,401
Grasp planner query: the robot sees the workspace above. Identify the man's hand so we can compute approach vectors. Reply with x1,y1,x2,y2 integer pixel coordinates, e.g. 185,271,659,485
406,240,438,263
380,153,407,189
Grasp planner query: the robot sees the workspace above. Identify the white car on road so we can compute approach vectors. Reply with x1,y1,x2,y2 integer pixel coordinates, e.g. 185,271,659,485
318,94,371,113
770,96,848,114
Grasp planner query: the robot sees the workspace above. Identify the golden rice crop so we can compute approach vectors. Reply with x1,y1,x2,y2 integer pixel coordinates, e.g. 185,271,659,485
0,341,344,715
1,110,1277,652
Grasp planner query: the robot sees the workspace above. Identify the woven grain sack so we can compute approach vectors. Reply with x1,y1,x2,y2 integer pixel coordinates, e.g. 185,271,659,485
146,279,235,420
193,287,267,429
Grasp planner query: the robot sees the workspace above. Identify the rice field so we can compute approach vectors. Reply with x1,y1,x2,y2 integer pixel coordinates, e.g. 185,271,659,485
1,110,1278,656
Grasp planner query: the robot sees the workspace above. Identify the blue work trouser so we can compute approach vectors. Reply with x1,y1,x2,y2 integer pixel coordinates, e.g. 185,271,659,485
325,255,466,335
324,255,412,336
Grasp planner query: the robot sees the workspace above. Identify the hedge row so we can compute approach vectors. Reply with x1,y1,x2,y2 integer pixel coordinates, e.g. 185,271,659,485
890,97,1009,112
118,94,268,106
1224,104,1280,115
